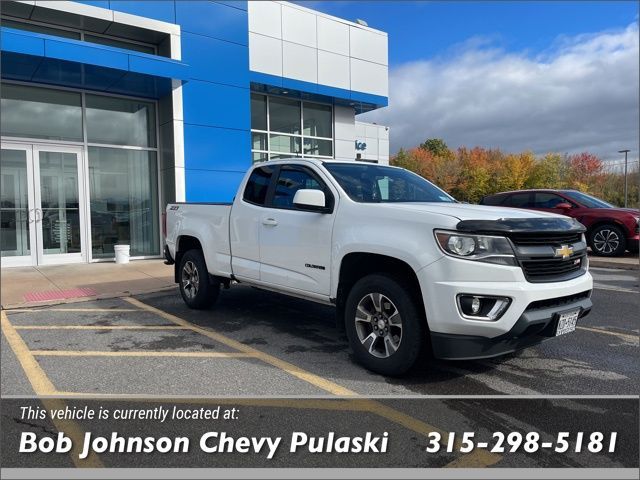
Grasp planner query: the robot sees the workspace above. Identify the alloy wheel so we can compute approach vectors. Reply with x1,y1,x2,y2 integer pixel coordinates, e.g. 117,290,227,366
593,229,620,255
354,292,403,358
182,260,200,299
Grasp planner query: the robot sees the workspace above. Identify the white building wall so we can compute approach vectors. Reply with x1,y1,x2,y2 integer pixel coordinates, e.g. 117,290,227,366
248,1,388,98
355,121,390,165
334,105,356,160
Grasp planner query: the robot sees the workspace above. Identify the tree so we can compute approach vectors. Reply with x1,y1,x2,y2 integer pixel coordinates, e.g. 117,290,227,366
419,138,450,158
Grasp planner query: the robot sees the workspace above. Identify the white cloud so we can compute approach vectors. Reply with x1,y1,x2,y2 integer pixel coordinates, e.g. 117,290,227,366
360,24,639,162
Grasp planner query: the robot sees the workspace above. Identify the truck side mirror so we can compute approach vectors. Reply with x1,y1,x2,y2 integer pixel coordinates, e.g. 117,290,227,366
556,202,572,211
293,189,327,212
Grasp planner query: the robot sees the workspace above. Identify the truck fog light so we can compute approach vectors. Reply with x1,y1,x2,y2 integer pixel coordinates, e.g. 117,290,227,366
471,296,481,314
458,295,511,321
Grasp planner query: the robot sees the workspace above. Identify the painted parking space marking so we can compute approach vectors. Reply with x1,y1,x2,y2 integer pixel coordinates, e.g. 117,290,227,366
31,350,256,358
1,310,103,467
577,325,639,343
2,299,502,468
14,325,189,331
123,297,501,467
8,308,140,313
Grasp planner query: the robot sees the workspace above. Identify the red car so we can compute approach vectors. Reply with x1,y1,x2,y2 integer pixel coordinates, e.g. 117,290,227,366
480,189,640,257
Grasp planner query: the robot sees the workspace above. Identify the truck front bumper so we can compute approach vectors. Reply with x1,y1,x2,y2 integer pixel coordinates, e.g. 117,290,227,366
430,293,592,360
417,255,594,359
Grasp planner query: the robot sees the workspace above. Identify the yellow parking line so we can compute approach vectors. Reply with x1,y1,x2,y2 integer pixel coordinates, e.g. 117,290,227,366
31,350,255,358
124,298,500,467
1,311,56,394
124,297,358,397
15,325,188,331
8,308,138,313
577,326,639,343
1,311,103,467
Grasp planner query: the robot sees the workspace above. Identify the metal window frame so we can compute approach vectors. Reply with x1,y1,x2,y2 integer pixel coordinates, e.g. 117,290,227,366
1,79,163,263
0,14,159,55
250,92,335,163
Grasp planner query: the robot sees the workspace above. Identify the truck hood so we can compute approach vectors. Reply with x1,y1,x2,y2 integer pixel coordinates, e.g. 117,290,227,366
374,202,563,221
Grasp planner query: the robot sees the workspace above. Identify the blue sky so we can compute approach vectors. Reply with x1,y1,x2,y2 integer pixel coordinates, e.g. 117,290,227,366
297,1,640,161
302,1,638,64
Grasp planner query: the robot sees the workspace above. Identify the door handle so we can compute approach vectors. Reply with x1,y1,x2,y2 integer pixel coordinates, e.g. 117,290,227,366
35,208,42,223
28,209,35,224
262,217,278,226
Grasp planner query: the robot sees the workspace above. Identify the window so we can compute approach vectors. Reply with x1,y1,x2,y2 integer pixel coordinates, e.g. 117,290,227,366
533,193,568,209
86,95,156,148
1,16,157,55
0,17,81,39
250,93,333,162
1,84,83,142
243,166,274,206
562,190,613,208
88,147,159,258
481,194,506,206
324,163,455,203
272,167,324,210
504,193,533,208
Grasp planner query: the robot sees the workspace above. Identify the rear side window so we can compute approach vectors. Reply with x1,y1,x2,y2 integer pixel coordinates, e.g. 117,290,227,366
272,167,324,209
481,195,505,206
243,166,274,205
504,193,533,208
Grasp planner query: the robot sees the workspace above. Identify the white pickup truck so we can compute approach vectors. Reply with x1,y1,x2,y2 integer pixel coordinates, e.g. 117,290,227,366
164,159,593,375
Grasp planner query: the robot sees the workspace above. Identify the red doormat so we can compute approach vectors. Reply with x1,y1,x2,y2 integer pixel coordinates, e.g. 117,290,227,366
23,288,97,303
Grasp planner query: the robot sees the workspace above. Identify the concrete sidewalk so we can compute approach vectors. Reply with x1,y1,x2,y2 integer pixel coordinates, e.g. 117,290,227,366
1,260,175,309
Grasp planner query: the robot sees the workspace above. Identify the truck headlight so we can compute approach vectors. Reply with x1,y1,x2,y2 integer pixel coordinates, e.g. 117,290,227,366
434,230,517,266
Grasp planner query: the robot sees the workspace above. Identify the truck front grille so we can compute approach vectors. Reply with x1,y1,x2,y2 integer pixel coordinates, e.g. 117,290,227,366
505,232,587,283
508,232,583,246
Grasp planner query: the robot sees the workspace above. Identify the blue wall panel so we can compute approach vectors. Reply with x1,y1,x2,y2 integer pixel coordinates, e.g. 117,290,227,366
176,1,248,45
185,170,246,202
108,1,176,23
73,1,110,8
182,80,249,131
184,124,251,171
181,32,248,87
215,1,248,11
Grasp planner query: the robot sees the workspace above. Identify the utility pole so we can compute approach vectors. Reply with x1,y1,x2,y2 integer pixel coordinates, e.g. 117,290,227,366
618,149,630,207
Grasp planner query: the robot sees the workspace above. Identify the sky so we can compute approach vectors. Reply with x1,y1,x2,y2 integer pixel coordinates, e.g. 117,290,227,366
297,1,640,163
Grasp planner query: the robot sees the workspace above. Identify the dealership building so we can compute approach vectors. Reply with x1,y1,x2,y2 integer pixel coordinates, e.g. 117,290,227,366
0,0,389,267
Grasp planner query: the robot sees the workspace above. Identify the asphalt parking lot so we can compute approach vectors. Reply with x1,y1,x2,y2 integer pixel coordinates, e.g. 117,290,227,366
1,267,638,397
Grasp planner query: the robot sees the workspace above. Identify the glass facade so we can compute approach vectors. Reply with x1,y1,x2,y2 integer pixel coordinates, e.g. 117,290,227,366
1,84,83,142
250,93,333,162
88,148,159,258
0,82,160,262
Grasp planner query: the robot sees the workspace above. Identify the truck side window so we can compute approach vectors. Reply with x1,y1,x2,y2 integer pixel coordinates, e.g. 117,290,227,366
272,167,325,210
243,166,274,206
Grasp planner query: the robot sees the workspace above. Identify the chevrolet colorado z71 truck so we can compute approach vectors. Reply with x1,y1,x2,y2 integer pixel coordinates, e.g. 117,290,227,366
164,159,593,375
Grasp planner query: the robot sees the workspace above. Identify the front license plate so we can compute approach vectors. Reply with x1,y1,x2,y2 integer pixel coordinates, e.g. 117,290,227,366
555,309,580,336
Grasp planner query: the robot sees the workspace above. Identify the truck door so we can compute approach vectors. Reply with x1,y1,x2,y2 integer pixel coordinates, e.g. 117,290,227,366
259,165,336,296
230,165,275,280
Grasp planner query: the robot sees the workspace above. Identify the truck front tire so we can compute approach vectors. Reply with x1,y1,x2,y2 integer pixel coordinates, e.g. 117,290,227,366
178,249,219,309
344,274,425,376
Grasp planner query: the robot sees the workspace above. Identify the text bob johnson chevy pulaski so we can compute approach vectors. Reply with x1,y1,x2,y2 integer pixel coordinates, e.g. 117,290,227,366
20,431,390,459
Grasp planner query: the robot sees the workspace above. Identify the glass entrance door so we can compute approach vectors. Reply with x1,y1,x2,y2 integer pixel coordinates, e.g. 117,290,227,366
0,143,87,266
1,144,36,266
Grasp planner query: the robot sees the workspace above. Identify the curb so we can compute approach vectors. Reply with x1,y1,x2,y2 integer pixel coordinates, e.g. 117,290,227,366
588,258,639,271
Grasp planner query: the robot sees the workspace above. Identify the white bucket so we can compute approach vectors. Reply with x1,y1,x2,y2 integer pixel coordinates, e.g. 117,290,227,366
114,244,130,264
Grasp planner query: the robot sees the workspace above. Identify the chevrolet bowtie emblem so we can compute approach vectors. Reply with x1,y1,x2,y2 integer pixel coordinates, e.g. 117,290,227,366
555,244,574,259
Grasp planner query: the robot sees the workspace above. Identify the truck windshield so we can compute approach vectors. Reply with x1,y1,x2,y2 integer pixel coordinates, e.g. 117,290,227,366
324,163,455,203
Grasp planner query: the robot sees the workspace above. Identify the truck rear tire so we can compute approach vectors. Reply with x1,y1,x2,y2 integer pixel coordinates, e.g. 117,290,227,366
344,274,425,376
178,249,219,309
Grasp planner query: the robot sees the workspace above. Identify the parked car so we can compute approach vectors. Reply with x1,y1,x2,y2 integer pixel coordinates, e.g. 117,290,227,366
480,189,639,256
165,160,593,375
